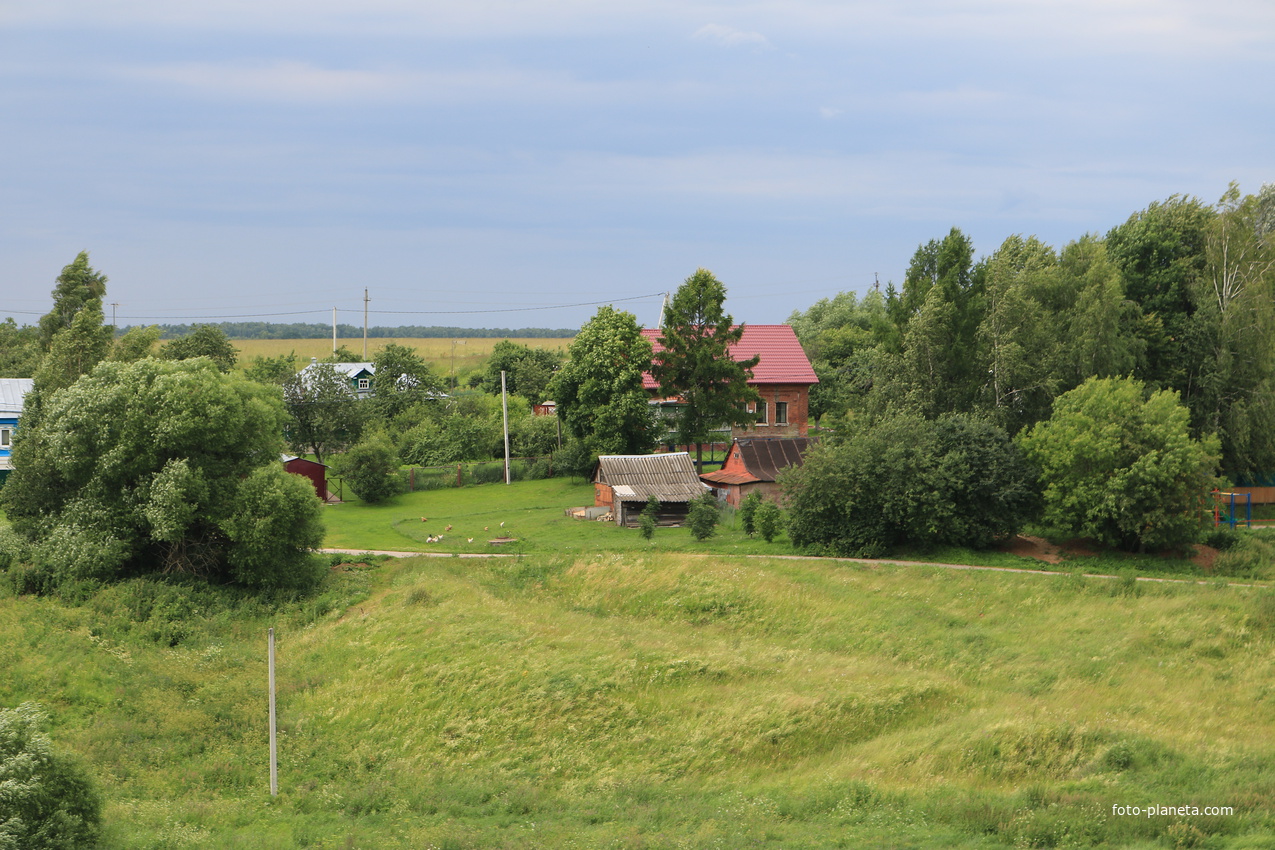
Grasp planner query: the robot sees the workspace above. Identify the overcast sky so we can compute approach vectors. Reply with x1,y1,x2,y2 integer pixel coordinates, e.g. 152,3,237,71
3,0,1272,331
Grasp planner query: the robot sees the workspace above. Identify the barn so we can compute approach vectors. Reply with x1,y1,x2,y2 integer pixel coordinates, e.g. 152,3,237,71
699,437,813,508
593,452,709,527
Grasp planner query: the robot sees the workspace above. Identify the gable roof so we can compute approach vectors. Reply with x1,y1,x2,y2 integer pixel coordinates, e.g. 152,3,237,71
700,437,813,486
640,325,817,390
594,452,709,502
0,378,34,417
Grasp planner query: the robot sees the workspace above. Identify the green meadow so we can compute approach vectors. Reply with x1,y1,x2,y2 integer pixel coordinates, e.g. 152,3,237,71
4,479,1275,847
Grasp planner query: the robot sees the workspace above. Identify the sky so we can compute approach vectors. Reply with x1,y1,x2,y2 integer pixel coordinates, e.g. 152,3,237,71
2,0,1273,332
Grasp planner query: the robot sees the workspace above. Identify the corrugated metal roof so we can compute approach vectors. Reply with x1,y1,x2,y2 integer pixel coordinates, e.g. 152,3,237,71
641,325,818,389
699,469,761,486
0,379,34,416
736,437,812,482
594,452,709,502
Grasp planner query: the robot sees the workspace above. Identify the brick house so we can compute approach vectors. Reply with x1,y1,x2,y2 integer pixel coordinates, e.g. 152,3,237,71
699,437,813,508
641,325,818,439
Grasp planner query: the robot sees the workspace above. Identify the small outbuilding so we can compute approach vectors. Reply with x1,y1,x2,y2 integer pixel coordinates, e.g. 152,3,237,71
699,437,813,508
593,452,709,527
282,454,335,502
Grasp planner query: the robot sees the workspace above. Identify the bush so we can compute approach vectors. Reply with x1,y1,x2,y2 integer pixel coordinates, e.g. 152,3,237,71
739,491,763,536
687,492,720,541
784,413,1039,556
755,499,783,543
0,703,102,850
639,496,659,541
335,432,406,504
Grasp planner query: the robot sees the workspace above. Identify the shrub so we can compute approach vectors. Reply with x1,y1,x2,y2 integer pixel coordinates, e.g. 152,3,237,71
639,496,660,541
335,432,406,504
687,492,720,541
739,491,763,536
0,703,102,850
755,499,783,543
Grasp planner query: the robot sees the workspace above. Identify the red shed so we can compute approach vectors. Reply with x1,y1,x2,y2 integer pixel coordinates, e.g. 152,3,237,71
282,455,331,502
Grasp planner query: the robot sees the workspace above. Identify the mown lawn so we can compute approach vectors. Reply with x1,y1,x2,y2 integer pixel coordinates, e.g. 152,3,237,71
3,551,1275,847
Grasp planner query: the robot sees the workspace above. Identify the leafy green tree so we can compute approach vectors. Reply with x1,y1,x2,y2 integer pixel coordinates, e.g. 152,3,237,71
976,235,1059,433
24,300,114,426
0,319,41,378
788,289,896,423
110,325,162,362
1,358,323,589
552,305,658,455
283,363,366,463
1106,195,1214,391
651,269,759,469
38,252,108,350
755,499,783,543
1051,236,1144,387
687,491,720,541
243,352,299,386
370,343,442,424
0,703,102,850
1018,377,1220,552
481,340,561,403
784,413,1038,556
160,324,238,372
335,431,406,504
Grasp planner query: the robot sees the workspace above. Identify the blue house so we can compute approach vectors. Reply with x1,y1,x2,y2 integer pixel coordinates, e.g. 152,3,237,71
0,378,34,481
299,360,376,399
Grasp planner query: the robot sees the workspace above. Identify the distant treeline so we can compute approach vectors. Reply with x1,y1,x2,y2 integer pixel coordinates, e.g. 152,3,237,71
136,322,578,340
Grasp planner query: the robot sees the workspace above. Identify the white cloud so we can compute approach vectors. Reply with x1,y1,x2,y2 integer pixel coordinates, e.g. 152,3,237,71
692,23,773,49
819,106,842,119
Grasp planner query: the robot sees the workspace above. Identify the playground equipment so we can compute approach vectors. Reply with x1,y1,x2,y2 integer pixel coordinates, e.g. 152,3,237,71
1213,489,1253,528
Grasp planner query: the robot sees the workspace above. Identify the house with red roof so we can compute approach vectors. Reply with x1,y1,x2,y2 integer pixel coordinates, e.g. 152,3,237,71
640,324,818,440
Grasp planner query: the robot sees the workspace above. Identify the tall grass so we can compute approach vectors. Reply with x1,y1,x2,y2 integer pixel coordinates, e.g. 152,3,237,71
3,551,1273,847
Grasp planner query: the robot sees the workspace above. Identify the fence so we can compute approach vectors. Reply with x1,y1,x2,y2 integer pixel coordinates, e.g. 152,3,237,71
326,456,555,500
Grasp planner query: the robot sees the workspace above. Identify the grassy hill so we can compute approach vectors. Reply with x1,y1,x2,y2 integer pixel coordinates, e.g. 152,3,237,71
4,530,1275,847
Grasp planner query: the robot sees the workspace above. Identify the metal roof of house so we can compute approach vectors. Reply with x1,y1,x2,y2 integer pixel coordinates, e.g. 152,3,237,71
0,378,34,416
640,325,818,390
594,452,709,502
700,437,813,486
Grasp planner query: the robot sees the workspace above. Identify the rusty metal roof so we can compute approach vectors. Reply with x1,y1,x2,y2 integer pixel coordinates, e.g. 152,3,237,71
594,452,709,502
732,437,812,482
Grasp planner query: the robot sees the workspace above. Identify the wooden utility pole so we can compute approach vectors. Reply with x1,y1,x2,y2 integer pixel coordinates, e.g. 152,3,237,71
501,371,511,484
267,628,278,796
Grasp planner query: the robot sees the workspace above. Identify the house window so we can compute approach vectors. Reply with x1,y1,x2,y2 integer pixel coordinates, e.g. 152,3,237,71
0,428,10,448
775,402,788,425
357,378,370,391
755,400,767,425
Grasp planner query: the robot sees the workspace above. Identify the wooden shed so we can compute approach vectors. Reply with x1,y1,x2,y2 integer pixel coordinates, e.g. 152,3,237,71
593,452,709,527
699,437,813,508
282,454,333,502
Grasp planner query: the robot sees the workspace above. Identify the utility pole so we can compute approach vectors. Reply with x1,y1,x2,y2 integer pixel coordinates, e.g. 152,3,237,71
501,370,511,485
362,288,369,360
110,302,119,330
267,627,277,797
332,307,337,354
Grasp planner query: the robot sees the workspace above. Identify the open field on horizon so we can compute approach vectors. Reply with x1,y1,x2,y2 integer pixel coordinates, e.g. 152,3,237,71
3,548,1275,847
230,337,572,376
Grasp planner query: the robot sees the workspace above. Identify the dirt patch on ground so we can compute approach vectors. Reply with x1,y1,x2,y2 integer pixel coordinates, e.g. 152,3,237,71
1001,535,1063,564
1190,544,1220,573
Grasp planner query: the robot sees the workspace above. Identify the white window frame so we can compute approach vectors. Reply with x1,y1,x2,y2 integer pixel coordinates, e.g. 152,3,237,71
357,377,371,391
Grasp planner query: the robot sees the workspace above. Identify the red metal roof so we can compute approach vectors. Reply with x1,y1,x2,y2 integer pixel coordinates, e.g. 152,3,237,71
640,325,817,390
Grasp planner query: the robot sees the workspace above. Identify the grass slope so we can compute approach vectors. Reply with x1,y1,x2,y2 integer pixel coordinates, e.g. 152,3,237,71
3,550,1275,848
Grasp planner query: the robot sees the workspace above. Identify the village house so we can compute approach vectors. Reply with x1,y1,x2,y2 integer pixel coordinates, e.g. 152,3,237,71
301,359,376,398
593,452,709,526
640,325,818,441
0,378,34,481
699,436,814,508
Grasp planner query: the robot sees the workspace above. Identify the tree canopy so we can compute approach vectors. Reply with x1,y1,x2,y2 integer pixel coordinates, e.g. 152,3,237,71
651,269,758,467
1018,377,1220,552
1,358,323,590
552,305,657,456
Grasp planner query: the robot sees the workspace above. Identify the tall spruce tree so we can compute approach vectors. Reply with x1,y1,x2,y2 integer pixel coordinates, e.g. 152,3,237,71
651,269,758,469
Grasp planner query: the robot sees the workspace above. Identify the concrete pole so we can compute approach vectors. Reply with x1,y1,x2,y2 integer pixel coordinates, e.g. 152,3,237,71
502,371,511,485
268,628,277,796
